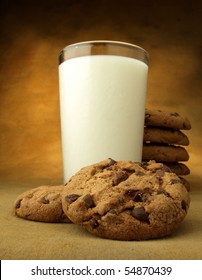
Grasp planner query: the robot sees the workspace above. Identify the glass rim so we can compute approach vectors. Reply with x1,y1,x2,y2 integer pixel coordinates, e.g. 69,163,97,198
59,40,149,65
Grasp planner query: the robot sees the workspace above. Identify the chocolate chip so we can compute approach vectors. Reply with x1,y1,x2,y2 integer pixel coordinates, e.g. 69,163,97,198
89,217,99,228
108,158,117,166
65,178,72,185
156,169,165,177
125,190,143,202
131,207,149,223
133,192,143,202
181,200,187,211
140,161,148,170
170,112,179,117
125,189,151,202
65,194,80,203
41,197,49,204
136,171,145,176
112,171,129,186
83,194,95,209
169,179,181,185
125,189,139,198
157,189,170,197
97,158,117,173
15,199,22,209
105,158,117,171
104,158,117,169
135,189,152,202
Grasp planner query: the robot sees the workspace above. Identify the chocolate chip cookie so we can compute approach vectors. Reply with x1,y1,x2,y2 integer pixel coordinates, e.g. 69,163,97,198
163,162,190,176
144,127,189,146
145,109,191,130
142,143,189,162
61,159,190,240
14,185,71,223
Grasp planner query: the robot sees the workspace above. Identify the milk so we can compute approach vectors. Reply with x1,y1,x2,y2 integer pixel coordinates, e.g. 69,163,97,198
59,55,148,182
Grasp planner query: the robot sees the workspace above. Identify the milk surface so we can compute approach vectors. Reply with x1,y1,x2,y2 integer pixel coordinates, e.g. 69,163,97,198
59,55,148,181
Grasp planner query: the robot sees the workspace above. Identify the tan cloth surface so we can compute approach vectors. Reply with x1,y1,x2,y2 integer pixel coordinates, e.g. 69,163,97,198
1,0,202,259
0,176,202,260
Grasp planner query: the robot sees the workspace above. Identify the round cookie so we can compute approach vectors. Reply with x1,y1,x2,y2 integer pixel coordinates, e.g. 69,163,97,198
62,159,190,241
144,127,189,146
142,143,189,162
14,185,71,223
163,162,190,176
145,109,191,130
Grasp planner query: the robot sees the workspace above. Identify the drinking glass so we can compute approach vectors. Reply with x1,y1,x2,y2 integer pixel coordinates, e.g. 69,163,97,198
58,40,149,182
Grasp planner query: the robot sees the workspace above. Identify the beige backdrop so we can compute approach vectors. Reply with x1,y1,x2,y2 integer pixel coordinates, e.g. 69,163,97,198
0,0,202,260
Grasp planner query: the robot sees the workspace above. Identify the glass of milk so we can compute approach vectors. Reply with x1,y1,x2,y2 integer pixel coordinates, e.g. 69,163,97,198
58,40,149,182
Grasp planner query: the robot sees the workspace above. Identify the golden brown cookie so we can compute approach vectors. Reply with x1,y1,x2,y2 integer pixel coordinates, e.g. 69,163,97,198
144,127,189,146
142,143,189,162
61,159,190,241
14,185,71,223
145,109,191,130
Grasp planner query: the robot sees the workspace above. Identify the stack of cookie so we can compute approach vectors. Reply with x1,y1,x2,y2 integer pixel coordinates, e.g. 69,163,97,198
143,109,191,189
